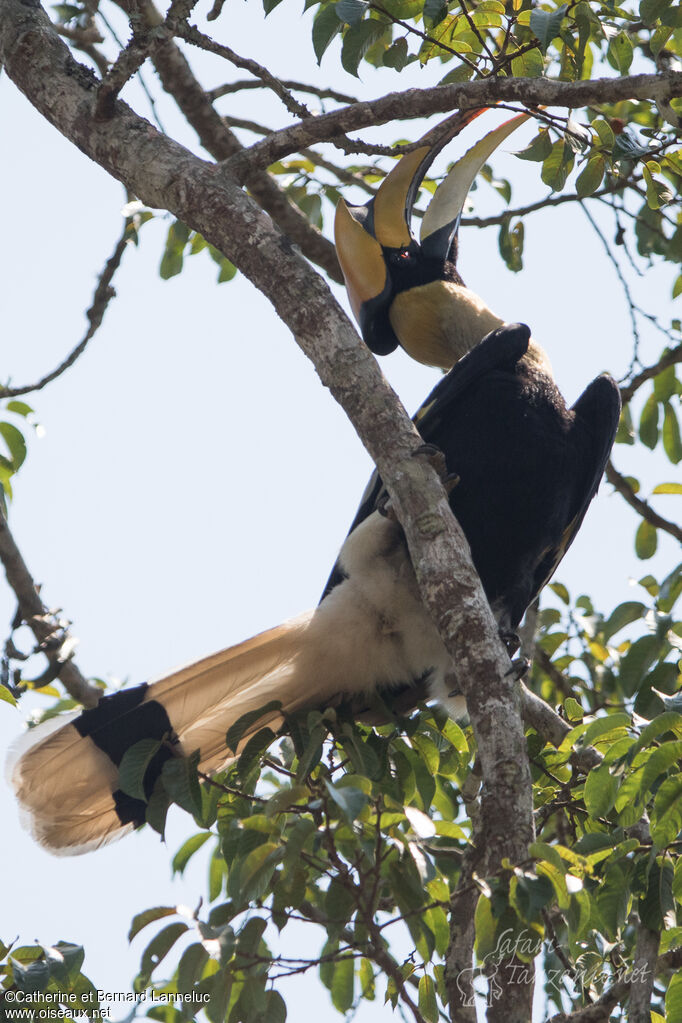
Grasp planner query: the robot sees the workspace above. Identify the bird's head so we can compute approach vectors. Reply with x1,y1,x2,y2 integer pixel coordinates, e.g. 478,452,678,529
335,110,530,369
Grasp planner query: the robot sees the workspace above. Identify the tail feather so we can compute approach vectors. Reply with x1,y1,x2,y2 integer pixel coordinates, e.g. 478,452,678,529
9,514,452,856
9,613,315,855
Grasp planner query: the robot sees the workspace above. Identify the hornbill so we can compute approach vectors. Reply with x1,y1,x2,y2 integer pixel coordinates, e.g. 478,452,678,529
8,113,621,855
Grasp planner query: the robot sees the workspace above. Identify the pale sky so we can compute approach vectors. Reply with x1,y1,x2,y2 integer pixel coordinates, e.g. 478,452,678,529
1,2,679,1018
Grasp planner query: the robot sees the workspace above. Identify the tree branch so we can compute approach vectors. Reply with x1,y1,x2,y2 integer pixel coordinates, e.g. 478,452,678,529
620,343,682,404
628,925,659,1023
111,0,342,283
0,510,100,707
209,78,358,106
606,461,682,543
1,11,534,1015
0,221,129,399
224,72,682,176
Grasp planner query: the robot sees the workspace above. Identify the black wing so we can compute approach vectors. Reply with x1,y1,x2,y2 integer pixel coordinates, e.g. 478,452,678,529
319,323,531,601
523,372,622,604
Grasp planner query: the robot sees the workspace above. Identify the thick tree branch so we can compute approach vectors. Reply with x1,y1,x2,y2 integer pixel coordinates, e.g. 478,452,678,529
0,510,100,707
1,222,129,399
112,0,342,282
628,925,659,1022
1,6,534,1013
225,73,682,175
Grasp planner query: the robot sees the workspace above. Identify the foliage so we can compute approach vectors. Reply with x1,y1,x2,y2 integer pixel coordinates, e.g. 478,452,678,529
2,0,682,1017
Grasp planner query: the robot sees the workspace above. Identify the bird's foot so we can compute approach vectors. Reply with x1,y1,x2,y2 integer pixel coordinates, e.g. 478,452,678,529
412,443,460,495
499,630,520,658
505,657,531,681
376,489,397,521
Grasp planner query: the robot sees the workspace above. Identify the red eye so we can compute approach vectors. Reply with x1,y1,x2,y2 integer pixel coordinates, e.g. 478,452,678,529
399,250,410,260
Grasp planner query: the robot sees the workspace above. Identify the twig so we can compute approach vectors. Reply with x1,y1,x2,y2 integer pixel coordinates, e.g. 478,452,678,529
606,461,682,544
53,21,103,43
170,21,312,121
620,343,682,403
209,79,358,106
459,181,629,228
580,202,640,360
95,28,152,119
0,511,100,707
0,223,130,399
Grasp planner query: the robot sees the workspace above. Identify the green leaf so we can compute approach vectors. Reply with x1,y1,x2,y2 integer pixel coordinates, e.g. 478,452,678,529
424,0,447,20
128,906,177,942
607,31,633,73
331,956,354,1013
592,118,615,149
541,139,574,192
335,0,368,24
652,774,682,847
10,956,50,993
666,972,682,1022
613,131,651,164
529,5,567,52
663,403,682,463
325,780,368,821
576,154,605,197
237,726,277,779
228,842,284,904
635,519,658,560
137,923,188,984
263,0,285,12
159,221,190,280
0,684,17,706
172,832,212,876
118,738,162,801
640,0,673,25
510,47,545,77
5,401,33,417
498,218,524,272
0,422,27,471
161,753,203,817
383,36,409,69
674,274,682,300
225,700,282,754
620,634,661,694
639,393,660,449
603,601,646,640
640,741,682,797
584,763,618,818
653,482,682,495
640,856,676,930
176,942,209,994
418,974,439,1023
643,161,674,209
263,990,287,1023
341,18,387,76
312,4,343,64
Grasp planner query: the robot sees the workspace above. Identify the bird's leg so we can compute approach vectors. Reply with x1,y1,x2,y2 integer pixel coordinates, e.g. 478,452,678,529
412,443,460,494
378,444,460,521
499,630,530,679
505,657,531,681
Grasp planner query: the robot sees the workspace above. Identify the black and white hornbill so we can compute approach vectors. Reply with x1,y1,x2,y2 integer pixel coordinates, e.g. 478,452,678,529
8,113,621,855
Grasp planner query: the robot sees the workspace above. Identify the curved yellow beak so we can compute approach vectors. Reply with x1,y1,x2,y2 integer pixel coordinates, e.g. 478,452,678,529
334,110,531,357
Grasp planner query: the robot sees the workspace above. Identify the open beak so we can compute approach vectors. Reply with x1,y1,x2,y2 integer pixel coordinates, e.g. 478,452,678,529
334,110,530,355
